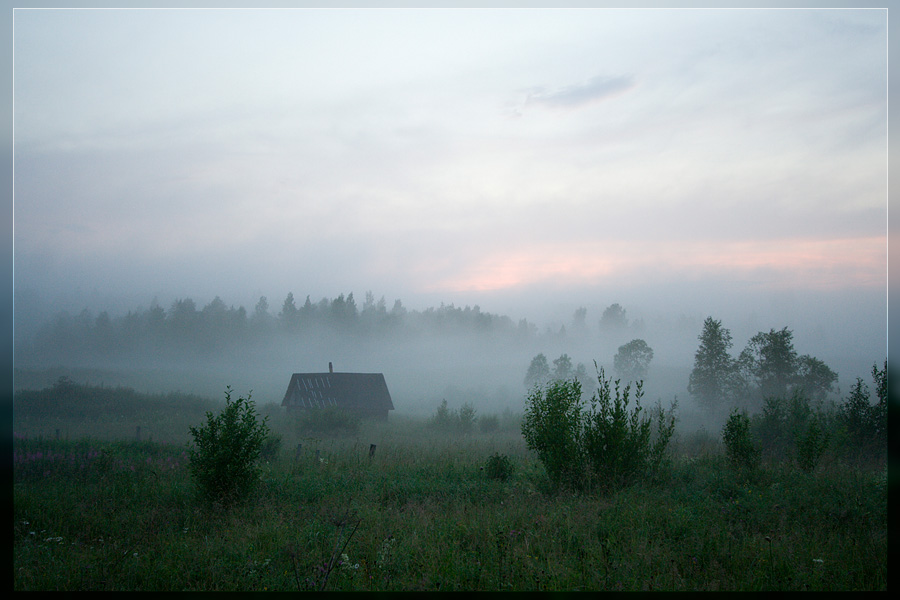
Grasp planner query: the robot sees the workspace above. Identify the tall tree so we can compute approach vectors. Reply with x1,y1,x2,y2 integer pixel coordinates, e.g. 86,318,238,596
871,360,887,439
599,303,628,333
330,293,359,326
169,298,198,336
795,355,838,401
299,295,315,321
199,296,230,345
524,353,551,389
872,360,887,407
251,296,271,334
147,301,166,329
201,296,228,324
574,362,591,394
253,296,269,320
571,307,588,337
613,338,654,382
739,327,798,399
279,292,299,330
688,317,741,409
553,353,574,381
517,318,537,339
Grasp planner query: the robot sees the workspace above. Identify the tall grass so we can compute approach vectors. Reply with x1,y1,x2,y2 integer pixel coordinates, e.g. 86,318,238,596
12,379,886,591
13,419,886,591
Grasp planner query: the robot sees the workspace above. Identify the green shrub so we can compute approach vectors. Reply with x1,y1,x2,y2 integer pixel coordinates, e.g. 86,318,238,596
259,432,283,461
838,361,887,456
752,391,830,470
484,452,514,481
582,368,676,491
188,387,270,505
521,366,677,492
795,415,828,473
522,379,585,489
297,407,360,437
753,395,791,458
722,409,760,472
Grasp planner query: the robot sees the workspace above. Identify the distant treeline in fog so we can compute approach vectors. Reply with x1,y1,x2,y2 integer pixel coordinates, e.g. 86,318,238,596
18,291,639,363
16,290,863,417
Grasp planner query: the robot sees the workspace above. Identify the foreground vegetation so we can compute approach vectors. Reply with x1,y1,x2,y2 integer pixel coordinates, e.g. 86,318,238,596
13,399,887,591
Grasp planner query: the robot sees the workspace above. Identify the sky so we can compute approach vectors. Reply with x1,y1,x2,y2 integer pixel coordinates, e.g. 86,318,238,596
12,7,888,358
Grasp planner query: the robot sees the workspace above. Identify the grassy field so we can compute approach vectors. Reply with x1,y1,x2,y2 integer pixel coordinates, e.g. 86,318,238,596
12,384,889,591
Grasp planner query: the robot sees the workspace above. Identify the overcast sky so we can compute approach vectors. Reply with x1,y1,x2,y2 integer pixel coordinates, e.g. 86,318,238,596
12,8,887,345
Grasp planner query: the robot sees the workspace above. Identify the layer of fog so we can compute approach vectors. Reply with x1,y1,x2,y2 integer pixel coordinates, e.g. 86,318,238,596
13,282,886,437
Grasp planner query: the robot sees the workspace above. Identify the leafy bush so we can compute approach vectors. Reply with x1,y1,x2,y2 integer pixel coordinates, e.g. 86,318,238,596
259,432,283,461
751,390,829,470
753,395,790,458
297,407,360,437
188,387,270,505
582,368,676,491
838,361,887,456
795,416,828,473
722,409,760,472
484,452,514,481
521,366,677,492
522,379,585,489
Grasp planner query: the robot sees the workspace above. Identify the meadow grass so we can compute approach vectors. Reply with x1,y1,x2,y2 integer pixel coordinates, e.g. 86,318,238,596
12,412,887,592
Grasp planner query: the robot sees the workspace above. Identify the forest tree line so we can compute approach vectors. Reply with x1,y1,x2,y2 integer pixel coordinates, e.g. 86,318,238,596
18,292,647,363
18,291,859,420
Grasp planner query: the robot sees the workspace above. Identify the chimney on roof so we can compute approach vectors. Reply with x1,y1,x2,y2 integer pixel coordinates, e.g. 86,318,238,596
329,362,333,373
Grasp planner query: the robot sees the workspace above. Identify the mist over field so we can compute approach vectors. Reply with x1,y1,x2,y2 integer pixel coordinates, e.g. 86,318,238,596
13,282,886,435
12,7,888,432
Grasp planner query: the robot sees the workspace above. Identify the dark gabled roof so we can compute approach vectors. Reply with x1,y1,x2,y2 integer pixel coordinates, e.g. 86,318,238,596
282,372,394,413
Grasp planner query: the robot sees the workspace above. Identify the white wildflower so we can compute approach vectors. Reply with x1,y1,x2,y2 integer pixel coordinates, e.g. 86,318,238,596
340,553,359,571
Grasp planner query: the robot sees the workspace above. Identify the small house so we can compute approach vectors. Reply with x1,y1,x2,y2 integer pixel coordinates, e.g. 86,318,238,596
281,363,394,420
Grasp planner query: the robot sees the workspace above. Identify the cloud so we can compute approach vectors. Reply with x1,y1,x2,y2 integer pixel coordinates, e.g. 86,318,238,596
524,74,636,109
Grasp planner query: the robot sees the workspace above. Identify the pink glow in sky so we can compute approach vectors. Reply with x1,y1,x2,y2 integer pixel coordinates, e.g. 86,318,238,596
425,235,885,293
